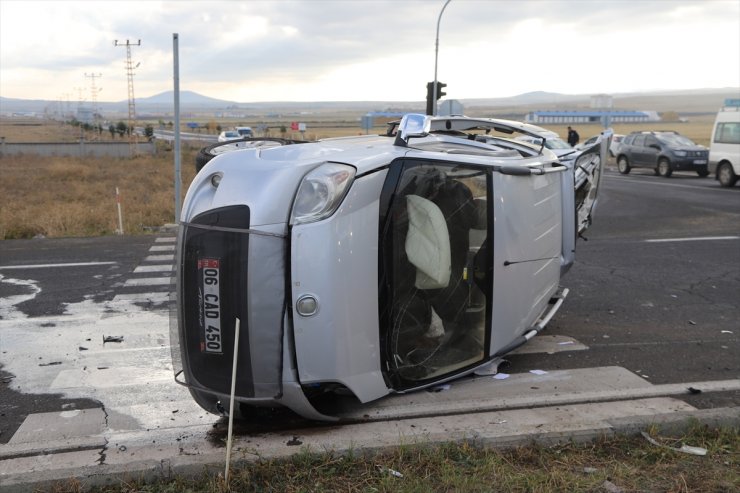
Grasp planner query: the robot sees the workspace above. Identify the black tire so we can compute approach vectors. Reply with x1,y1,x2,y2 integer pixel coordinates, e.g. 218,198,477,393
657,158,672,177
195,137,310,173
717,162,739,187
617,156,631,174
696,168,709,178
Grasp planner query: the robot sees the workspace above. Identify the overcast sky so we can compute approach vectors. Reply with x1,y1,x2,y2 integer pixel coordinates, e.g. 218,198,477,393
1,0,739,103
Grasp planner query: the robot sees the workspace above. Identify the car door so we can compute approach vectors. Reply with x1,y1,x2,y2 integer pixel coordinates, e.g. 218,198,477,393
631,134,648,166
644,135,661,167
378,158,491,391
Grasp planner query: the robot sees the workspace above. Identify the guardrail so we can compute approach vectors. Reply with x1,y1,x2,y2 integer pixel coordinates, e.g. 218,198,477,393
0,138,156,158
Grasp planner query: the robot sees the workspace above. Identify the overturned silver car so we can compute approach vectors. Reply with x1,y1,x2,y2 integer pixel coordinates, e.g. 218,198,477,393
171,114,610,421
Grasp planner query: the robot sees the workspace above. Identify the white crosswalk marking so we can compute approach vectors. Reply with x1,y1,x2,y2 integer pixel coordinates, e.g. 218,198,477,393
124,277,171,287
149,245,175,252
155,237,176,243
145,254,174,262
134,264,173,273
113,292,170,303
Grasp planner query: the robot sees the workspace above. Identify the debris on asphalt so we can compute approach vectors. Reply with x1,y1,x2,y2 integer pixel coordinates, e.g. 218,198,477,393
640,431,707,456
428,384,451,393
688,387,702,394
721,330,733,334
377,465,404,478
78,346,88,351
558,341,574,345
286,436,303,446
103,335,124,343
38,361,62,367
688,320,697,325
493,373,510,380
530,369,548,375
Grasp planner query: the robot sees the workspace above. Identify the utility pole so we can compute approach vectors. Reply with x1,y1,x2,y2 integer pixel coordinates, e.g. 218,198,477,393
75,86,86,139
85,72,102,130
114,39,141,157
433,0,452,116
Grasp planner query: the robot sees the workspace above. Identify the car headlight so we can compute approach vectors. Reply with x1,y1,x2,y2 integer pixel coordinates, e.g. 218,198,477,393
290,162,356,225
673,150,687,157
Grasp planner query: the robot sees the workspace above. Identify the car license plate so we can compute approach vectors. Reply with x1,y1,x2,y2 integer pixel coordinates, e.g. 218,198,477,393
199,258,222,354
694,159,707,165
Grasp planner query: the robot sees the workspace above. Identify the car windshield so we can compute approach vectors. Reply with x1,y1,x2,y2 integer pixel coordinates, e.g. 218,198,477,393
657,133,695,147
224,131,238,137
546,138,572,150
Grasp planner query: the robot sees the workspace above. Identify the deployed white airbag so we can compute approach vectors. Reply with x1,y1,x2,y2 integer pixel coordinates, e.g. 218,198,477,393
405,195,451,289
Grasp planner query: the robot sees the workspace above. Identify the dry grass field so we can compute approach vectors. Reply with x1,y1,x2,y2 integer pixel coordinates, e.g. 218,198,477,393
0,115,716,239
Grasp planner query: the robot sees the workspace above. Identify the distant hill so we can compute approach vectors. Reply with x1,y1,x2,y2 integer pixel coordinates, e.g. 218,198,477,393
2,88,738,118
135,90,236,106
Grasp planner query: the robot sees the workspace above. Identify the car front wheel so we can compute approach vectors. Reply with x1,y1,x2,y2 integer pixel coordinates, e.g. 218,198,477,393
717,162,739,187
657,159,672,177
617,156,631,174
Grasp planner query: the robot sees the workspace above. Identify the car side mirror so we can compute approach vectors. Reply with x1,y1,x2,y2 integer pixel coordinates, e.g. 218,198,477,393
394,114,430,147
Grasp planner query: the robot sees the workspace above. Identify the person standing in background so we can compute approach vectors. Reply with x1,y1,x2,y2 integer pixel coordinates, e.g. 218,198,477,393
567,126,580,147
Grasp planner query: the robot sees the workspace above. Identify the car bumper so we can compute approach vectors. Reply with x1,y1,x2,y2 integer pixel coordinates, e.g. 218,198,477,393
670,157,708,171
171,208,340,420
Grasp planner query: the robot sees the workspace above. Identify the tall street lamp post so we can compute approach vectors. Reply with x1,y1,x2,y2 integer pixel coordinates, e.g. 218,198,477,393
433,0,452,116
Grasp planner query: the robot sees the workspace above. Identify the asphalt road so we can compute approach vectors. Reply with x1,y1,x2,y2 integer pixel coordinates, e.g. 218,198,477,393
0,169,738,446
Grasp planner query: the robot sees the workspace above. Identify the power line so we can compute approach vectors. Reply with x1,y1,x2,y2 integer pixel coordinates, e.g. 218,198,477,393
114,39,141,156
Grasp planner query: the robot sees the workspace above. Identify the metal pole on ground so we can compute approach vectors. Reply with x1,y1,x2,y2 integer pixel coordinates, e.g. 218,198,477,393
173,33,182,224
115,187,124,235
225,317,241,483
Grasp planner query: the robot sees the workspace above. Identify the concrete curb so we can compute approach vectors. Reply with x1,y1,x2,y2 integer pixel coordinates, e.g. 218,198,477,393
1,404,737,493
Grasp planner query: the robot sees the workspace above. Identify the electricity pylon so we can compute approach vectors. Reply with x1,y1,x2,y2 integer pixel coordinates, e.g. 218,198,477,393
85,72,102,128
114,39,141,156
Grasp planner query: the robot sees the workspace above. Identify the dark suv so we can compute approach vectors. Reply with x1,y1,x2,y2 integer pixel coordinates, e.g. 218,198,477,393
616,131,709,177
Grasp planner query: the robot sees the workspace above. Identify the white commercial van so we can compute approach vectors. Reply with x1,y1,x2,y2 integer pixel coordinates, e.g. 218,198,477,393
709,99,740,187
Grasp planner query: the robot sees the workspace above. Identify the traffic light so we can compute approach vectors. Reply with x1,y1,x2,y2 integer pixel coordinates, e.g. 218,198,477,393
426,82,434,115
437,82,447,100
425,81,448,115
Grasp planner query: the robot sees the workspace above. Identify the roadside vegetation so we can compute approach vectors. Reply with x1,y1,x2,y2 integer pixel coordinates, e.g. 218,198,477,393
0,145,198,239
0,115,715,240
50,422,738,493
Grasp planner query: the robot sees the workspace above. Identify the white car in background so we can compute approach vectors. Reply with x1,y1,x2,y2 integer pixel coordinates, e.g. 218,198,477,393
217,130,241,142
578,133,624,157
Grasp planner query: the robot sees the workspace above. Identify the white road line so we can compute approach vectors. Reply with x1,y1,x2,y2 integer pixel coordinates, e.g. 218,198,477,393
123,277,172,287
145,254,174,262
149,245,175,252
607,174,738,192
155,237,176,243
645,236,739,243
0,261,117,270
134,264,173,273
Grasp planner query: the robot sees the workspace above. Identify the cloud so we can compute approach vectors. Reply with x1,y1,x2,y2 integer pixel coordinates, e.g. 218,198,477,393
1,0,738,102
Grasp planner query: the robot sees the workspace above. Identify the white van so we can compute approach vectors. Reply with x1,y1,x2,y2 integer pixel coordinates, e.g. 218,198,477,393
709,99,740,187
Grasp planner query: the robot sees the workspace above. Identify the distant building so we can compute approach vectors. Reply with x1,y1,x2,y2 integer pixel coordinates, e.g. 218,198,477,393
525,110,659,125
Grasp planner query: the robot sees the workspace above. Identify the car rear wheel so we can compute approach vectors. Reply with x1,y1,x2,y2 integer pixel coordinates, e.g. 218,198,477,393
717,162,739,187
617,156,631,174
657,159,672,177
696,168,709,177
